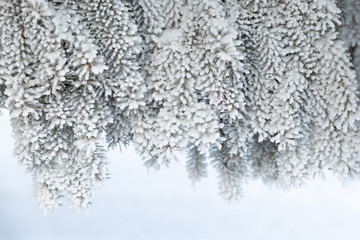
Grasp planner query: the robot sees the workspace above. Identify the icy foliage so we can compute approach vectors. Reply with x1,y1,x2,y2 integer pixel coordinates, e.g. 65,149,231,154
339,0,360,84
0,0,360,209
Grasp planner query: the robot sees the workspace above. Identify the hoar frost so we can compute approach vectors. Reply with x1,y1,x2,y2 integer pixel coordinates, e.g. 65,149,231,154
0,0,360,210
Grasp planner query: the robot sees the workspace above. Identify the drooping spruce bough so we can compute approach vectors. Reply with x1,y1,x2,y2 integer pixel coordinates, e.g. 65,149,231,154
1,0,360,209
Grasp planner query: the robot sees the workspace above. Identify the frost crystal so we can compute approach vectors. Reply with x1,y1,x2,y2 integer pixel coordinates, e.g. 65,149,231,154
0,0,360,209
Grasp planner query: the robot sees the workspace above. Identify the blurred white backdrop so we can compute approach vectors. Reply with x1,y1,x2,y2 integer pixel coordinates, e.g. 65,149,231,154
1,110,360,240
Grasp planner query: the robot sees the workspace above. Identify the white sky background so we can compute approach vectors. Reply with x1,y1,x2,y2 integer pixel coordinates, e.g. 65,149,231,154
1,110,360,240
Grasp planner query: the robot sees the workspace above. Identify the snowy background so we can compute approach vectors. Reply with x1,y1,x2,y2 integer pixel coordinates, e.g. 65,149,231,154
1,110,360,240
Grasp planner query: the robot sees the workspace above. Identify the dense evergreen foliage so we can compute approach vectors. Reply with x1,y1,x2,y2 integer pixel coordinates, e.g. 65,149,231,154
1,0,360,209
